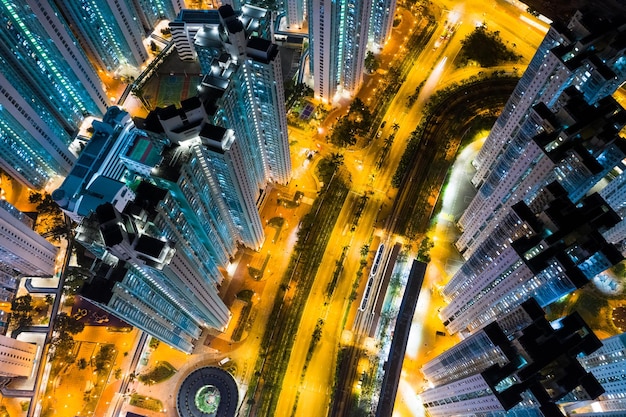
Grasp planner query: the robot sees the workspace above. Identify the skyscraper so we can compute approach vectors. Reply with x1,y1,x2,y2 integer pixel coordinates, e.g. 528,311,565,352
0,334,37,382
442,12,626,337
309,0,372,102
286,0,305,29
54,105,238,352
0,200,58,278
457,87,626,258
442,184,623,336
78,199,230,353
459,11,626,257
53,0,149,73
368,0,396,50
176,4,291,186
132,0,184,33
0,0,108,189
136,98,266,253
421,299,604,417
470,11,626,191
560,333,626,415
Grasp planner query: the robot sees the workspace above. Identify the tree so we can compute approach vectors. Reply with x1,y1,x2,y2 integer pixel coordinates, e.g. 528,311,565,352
364,51,379,73
63,266,91,296
77,358,88,370
53,312,85,335
51,331,76,361
28,192,43,205
29,193,62,215
94,344,115,374
329,152,344,168
11,294,33,314
459,26,522,67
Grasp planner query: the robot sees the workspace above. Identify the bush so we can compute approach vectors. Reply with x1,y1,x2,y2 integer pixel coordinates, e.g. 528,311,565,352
129,394,163,412
138,361,176,384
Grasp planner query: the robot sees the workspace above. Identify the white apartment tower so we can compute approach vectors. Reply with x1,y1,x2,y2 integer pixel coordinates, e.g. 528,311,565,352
563,333,626,415
471,11,626,191
0,334,37,379
309,0,373,102
421,299,605,417
0,200,58,277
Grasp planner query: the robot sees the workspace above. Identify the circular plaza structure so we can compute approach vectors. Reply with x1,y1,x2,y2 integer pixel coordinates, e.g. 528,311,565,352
177,367,238,417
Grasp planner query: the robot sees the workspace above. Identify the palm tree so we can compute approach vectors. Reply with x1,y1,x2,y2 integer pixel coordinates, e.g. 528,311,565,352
392,123,400,132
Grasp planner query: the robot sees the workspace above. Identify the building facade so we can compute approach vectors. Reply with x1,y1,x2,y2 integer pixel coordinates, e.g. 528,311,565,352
0,0,108,189
421,299,605,417
0,200,58,278
561,333,626,415
54,63,290,349
460,12,626,257
0,334,37,379
78,200,230,353
286,0,305,29
53,0,149,73
308,0,372,102
457,88,626,258
442,184,623,336
132,0,184,33
444,12,626,338
471,11,626,191
176,5,291,186
368,0,396,50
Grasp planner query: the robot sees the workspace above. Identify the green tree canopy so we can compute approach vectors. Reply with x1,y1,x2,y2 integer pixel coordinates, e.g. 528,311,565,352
458,26,522,67
53,312,85,335
364,51,379,73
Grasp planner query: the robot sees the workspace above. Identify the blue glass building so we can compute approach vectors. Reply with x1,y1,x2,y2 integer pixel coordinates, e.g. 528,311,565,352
174,5,291,187
53,0,149,72
0,0,107,189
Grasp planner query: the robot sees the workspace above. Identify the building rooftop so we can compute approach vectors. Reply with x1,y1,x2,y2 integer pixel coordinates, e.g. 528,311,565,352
176,9,221,25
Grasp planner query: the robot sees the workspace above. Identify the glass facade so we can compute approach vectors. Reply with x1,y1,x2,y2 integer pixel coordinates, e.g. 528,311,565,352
0,0,106,188
54,0,148,72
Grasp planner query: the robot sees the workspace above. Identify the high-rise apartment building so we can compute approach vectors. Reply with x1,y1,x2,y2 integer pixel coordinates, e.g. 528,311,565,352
368,0,396,49
132,0,184,33
53,12,293,347
79,199,230,353
286,0,305,29
459,11,626,257
0,200,58,278
309,0,372,102
53,0,149,73
421,298,604,417
136,98,266,253
443,12,626,338
560,333,626,415
457,87,626,258
54,105,238,352
0,334,37,381
442,184,623,336
0,0,108,189
470,11,626,191
174,5,291,186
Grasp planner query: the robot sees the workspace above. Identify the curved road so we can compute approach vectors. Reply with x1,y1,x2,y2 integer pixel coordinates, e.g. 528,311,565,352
390,78,518,236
